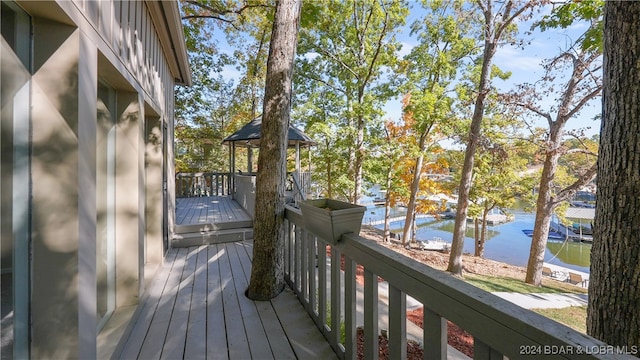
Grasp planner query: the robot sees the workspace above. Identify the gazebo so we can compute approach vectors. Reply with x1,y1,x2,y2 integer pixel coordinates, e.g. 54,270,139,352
222,117,315,214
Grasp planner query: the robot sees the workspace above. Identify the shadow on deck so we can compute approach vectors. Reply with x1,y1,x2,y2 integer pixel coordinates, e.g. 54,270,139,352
113,242,336,359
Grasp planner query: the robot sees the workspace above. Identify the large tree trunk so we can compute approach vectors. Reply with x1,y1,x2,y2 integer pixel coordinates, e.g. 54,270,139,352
588,2,640,346
525,139,561,286
447,36,496,275
247,0,302,301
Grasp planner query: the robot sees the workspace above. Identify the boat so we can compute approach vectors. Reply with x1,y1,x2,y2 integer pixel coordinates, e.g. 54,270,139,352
521,229,566,241
416,237,451,251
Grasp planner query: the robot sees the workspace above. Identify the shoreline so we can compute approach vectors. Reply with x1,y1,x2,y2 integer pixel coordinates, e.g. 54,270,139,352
361,225,539,280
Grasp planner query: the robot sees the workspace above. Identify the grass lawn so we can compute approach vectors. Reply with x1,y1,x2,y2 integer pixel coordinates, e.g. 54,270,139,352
464,274,588,334
464,274,588,294
532,306,587,333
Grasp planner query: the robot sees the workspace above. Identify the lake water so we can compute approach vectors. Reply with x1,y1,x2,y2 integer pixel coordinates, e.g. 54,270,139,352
367,207,591,274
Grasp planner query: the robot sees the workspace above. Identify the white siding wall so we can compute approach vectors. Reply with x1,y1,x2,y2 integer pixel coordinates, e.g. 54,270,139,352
13,0,186,357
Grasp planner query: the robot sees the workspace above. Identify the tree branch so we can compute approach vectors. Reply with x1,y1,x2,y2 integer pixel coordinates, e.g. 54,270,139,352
565,147,597,157
362,5,390,89
302,73,348,96
552,163,597,205
314,45,359,79
516,102,554,127
182,1,272,28
564,86,602,120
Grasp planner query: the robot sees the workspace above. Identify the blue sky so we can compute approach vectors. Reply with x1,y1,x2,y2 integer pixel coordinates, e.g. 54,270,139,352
214,3,602,140
382,5,601,140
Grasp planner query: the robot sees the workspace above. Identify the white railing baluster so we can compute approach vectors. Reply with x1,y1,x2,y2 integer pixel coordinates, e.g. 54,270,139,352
364,269,378,360
423,308,446,360
389,284,406,359
294,226,301,293
317,238,327,330
301,228,308,302
284,219,290,278
308,233,317,315
344,256,357,360
330,247,342,350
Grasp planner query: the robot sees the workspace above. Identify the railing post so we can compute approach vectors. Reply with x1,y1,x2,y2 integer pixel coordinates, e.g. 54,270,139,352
389,285,406,359
423,308,447,360
364,269,379,360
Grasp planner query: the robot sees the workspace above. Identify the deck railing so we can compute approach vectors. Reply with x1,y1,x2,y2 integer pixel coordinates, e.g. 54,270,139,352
175,172,231,198
283,205,624,360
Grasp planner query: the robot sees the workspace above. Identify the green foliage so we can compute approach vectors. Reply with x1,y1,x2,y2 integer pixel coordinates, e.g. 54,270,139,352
534,0,604,53
177,1,276,172
295,0,408,202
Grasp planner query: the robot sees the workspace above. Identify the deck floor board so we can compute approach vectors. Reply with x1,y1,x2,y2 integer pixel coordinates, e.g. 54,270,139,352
175,196,253,235
116,242,336,359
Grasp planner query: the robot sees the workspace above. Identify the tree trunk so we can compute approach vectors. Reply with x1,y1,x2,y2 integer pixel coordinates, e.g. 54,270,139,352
383,165,392,242
447,36,497,275
525,141,561,286
325,139,332,198
354,98,365,204
476,210,488,258
588,2,640,346
402,152,424,246
247,0,302,301
474,218,480,257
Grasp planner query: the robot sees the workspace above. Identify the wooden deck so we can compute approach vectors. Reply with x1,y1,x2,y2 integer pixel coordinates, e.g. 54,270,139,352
174,196,253,247
114,242,336,359
176,196,252,231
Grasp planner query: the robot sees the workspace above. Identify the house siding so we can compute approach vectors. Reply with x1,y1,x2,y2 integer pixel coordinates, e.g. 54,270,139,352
1,0,188,358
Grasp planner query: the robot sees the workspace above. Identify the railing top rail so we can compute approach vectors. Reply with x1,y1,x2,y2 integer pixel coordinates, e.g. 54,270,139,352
284,205,627,359
175,172,230,177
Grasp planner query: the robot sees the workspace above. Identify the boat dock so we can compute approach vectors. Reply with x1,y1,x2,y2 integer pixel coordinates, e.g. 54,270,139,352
364,213,432,226
550,221,593,243
543,262,590,288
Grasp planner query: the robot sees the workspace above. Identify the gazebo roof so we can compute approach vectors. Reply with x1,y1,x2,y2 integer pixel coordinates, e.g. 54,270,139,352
222,118,316,147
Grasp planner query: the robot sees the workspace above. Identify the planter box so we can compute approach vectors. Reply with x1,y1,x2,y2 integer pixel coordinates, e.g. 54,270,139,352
299,199,366,244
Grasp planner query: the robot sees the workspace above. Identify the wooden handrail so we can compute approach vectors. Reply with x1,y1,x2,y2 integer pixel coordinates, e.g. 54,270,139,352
283,205,628,359
175,172,231,198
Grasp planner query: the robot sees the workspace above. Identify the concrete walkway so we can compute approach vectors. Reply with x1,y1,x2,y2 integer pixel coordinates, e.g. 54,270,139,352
493,292,588,309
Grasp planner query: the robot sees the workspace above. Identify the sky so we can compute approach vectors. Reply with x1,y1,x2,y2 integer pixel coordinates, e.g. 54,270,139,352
381,3,601,141
213,2,602,140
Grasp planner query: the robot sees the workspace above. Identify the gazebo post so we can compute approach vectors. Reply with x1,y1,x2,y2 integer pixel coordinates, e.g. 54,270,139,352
228,142,232,195
248,146,253,174
230,142,236,198
295,142,301,175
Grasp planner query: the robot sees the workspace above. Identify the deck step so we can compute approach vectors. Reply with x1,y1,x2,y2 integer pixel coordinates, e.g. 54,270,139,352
175,219,253,234
171,228,254,248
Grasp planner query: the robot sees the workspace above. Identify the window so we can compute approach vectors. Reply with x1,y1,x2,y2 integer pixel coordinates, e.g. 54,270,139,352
96,81,116,331
1,2,31,358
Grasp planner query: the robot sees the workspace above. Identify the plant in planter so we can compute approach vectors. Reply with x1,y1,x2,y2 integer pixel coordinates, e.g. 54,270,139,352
298,199,366,244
